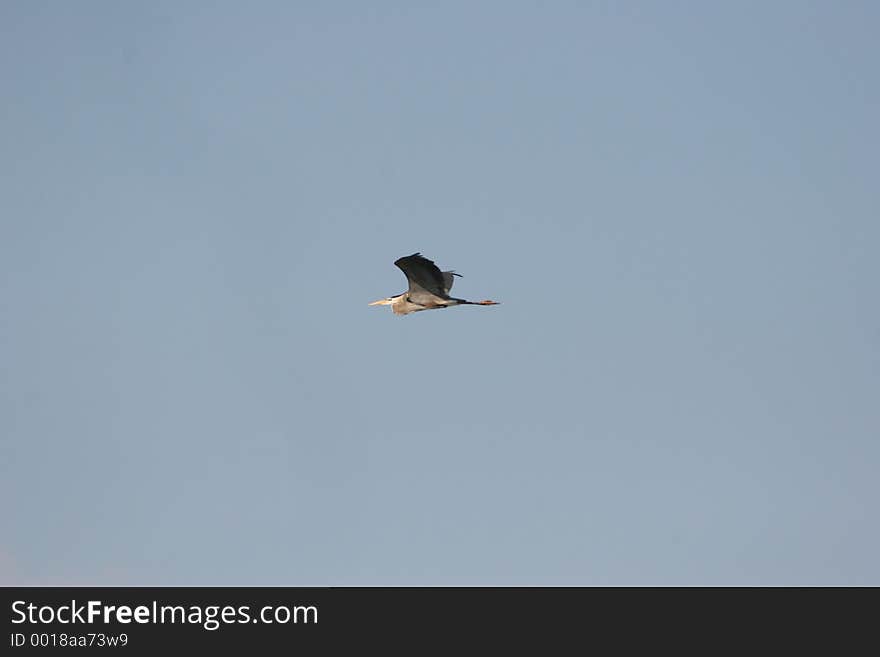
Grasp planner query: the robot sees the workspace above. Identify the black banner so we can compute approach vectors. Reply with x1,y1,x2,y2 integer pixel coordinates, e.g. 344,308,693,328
1,587,869,650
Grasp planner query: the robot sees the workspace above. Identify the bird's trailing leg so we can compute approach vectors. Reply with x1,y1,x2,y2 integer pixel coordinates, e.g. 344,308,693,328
457,299,499,306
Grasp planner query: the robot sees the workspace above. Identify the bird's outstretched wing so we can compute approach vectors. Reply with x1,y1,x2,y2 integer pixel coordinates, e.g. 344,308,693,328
394,253,451,301
442,270,461,294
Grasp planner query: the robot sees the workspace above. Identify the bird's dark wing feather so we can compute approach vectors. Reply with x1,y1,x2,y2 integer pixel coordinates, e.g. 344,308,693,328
394,253,450,302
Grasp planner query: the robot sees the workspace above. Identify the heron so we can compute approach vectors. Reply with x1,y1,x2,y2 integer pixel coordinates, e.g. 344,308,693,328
369,252,500,315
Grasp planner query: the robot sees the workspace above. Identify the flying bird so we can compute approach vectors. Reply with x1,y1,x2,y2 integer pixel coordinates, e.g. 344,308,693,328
369,252,500,315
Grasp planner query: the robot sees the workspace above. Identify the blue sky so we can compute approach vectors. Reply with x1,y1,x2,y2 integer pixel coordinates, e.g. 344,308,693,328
1,1,878,585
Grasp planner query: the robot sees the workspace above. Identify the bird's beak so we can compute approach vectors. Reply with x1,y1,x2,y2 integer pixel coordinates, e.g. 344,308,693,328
369,298,391,306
